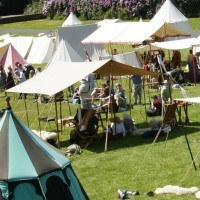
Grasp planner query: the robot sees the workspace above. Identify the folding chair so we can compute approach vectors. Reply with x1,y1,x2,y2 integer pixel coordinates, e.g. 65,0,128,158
162,102,177,130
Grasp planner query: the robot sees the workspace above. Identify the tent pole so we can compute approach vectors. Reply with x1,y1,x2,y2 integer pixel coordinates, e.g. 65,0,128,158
36,101,42,135
59,99,63,135
23,98,29,128
128,76,132,117
65,90,72,116
54,100,60,149
104,60,113,153
192,46,197,85
142,78,148,126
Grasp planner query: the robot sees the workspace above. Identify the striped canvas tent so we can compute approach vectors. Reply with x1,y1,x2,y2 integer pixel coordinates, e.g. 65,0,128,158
0,107,89,200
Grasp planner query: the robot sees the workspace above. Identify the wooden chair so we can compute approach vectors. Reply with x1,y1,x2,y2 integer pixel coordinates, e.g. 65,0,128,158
162,102,177,130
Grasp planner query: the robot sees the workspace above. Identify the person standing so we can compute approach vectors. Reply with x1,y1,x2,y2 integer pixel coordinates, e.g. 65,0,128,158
6,66,15,89
130,75,142,105
78,78,92,110
15,63,27,99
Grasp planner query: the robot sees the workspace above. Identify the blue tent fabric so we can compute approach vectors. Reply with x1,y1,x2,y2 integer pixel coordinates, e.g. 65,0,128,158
0,109,89,200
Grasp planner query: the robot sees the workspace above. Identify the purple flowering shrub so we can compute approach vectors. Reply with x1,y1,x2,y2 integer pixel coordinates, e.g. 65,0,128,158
42,0,198,20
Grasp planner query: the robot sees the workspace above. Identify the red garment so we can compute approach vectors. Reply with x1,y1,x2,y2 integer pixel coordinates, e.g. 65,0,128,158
153,98,162,115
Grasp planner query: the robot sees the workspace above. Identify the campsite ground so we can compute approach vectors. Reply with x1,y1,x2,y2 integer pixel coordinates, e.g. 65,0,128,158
1,18,200,199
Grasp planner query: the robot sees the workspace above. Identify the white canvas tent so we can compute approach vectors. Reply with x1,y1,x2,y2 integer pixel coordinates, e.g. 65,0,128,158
150,0,194,38
6,59,159,96
0,34,11,41
101,51,143,68
4,36,33,58
62,12,82,27
45,39,84,69
26,36,55,64
57,24,108,61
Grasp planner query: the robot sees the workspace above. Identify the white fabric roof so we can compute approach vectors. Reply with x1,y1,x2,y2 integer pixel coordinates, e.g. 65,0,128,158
101,51,143,68
82,21,189,45
62,12,82,27
151,38,200,50
150,0,193,36
6,59,159,96
26,36,55,64
174,97,200,104
4,36,33,58
97,19,120,27
0,34,11,41
81,22,131,44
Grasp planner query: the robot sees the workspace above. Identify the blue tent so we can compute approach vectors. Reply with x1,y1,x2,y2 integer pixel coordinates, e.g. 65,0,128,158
0,108,89,200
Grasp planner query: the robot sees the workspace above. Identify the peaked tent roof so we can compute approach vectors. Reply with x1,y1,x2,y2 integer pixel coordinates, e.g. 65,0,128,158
45,39,84,69
62,12,82,27
0,109,69,181
0,108,89,199
57,24,108,61
150,0,193,36
26,36,55,64
4,36,34,58
0,43,27,73
6,59,160,96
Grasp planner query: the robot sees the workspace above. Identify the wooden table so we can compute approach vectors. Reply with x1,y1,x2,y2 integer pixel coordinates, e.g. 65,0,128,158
176,101,191,125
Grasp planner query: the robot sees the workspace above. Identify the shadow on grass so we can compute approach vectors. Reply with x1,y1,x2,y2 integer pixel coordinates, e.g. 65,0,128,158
79,122,200,153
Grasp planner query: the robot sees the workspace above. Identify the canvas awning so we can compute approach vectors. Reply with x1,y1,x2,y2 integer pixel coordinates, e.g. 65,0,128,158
6,59,160,96
81,21,190,45
151,37,200,50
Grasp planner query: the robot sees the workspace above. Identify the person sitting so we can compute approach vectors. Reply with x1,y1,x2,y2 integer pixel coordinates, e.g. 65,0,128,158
115,94,127,111
100,115,126,141
69,87,80,104
101,94,119,113
146,95,162,117
115,83,125,99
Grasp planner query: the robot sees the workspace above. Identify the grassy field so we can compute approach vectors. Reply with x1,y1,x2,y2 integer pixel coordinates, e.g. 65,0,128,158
1,18,200,199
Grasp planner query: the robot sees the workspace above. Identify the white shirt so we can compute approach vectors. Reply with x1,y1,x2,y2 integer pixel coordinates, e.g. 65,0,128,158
111,122,126,136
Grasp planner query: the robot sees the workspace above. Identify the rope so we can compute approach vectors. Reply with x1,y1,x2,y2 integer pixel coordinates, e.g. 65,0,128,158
131,126,163,181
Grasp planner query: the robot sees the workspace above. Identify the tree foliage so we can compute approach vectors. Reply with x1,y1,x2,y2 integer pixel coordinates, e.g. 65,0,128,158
1,0,200,19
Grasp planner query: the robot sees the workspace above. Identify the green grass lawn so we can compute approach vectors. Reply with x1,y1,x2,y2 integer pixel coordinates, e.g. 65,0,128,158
1,18,200,199
1,79,200,199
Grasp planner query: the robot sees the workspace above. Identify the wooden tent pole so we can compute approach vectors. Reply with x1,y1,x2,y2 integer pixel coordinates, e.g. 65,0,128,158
54,100,60,149
192,46,197,85
36,101,42,135
59,99,63,135
23,98,29,128
65,90,72,116
128,76,132,117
